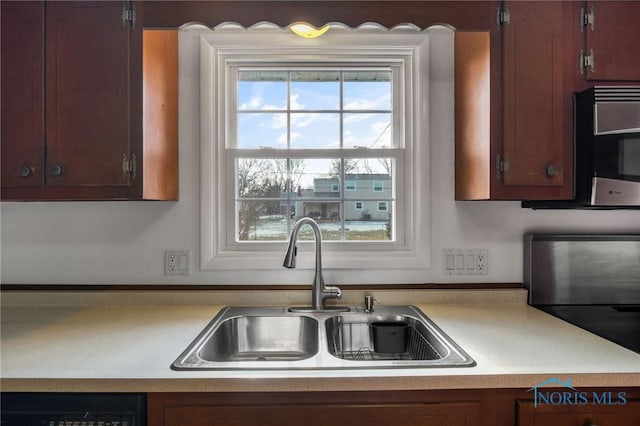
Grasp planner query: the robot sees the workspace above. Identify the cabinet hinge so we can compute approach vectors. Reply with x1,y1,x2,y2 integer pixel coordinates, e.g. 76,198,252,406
580,6,595,32
122,153,137,180
122,2,136,29
579,49,595,74
497,5,511,29
497,155,509,180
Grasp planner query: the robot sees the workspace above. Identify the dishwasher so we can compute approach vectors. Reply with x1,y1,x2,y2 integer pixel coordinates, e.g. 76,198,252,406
0,393,146,426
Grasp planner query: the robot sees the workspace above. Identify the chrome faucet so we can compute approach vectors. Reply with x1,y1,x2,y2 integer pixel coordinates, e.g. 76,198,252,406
283,217,342,311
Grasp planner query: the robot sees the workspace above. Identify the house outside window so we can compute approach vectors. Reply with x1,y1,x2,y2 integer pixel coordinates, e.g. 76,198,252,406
373,181,384,192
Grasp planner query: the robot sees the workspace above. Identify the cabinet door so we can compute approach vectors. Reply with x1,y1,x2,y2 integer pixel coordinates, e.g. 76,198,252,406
502,1,566,188
45,1,133,187
584,1,640,81
518,399,640,426
161,402,480,426
1,1,45,188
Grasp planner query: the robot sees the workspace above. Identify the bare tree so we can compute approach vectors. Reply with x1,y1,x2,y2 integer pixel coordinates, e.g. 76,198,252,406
330,159,358,178
237,158,306,240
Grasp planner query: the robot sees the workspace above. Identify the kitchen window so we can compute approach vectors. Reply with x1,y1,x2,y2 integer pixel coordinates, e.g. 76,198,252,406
198,24,435,274
233,67,396,243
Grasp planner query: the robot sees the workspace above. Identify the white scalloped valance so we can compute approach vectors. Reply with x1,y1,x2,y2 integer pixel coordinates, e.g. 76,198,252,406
179,20,453,33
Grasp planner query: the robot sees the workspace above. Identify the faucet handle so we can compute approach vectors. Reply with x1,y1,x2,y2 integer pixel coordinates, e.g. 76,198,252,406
324,285,342,300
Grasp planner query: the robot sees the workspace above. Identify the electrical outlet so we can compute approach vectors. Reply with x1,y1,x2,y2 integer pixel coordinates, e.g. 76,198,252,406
165,250,190,276
443,249,488,275
476,252,487,272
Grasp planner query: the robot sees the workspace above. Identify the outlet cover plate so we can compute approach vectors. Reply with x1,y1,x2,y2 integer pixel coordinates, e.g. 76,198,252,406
443,248,488,275
165,250,191,276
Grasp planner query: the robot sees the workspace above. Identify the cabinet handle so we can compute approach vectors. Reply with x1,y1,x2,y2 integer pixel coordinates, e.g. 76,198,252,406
49,164,64,176
545,164,559,177
19,165,34,177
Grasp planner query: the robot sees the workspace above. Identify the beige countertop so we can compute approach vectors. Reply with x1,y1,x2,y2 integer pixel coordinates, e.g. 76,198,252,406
1,289,639,392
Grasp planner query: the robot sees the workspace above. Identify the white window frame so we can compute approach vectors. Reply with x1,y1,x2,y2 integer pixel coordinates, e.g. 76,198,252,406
373,181,384,192
354,201,364,210
345,180,356,191
199,24,433,273
377,201,389,212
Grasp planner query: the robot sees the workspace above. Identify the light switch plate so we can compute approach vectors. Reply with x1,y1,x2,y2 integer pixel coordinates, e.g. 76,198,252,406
443,248,488,275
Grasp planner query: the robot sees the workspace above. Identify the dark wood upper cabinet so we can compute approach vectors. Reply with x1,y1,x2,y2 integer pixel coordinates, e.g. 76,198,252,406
455,1,640,201
4,1,636,202
45,1,133,188
1,2,45,188
581,1,640,81
501,2,567,189
456,1,575,200
1,1,178,201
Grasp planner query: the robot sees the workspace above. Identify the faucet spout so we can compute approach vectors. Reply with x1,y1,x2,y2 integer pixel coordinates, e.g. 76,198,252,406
283,217,342,311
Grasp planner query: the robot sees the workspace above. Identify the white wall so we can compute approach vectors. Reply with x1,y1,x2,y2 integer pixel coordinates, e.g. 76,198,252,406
1,26,638,286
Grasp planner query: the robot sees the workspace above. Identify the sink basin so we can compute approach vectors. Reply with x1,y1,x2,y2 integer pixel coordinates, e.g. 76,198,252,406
172,305,475,370
199,315,318,362
326,314,447,361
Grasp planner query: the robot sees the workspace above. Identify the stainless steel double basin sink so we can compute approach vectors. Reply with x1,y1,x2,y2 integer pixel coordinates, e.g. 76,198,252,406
172,305,475,370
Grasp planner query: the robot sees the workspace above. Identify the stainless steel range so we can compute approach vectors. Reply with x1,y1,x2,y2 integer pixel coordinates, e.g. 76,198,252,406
524,234,640,353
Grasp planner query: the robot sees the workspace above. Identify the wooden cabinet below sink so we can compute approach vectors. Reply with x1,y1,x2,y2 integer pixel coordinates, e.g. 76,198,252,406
517,398,640,425
148,388,640,426
148,391,484,426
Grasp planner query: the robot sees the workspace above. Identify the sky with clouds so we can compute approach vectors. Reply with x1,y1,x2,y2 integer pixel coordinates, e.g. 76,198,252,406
237,72,392,150
236,70,394,189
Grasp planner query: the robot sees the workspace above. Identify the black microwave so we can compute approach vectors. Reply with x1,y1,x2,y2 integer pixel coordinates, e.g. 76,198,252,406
523,86,640,209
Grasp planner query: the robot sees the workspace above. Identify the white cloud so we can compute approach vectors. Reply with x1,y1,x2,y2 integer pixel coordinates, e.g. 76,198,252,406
290,93,305,110
276,131,301,147
292,112,339,129
342,119,391,148
239,97,286,111
291,113,315,128
239,96,263,110
270,114,287,129
276,132,287,146
344,92,391,110
290,131,302,141
372,121,391,135
343,113,368,124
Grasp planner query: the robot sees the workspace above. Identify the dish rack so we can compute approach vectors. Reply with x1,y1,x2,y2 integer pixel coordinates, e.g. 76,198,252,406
330,322,444,361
